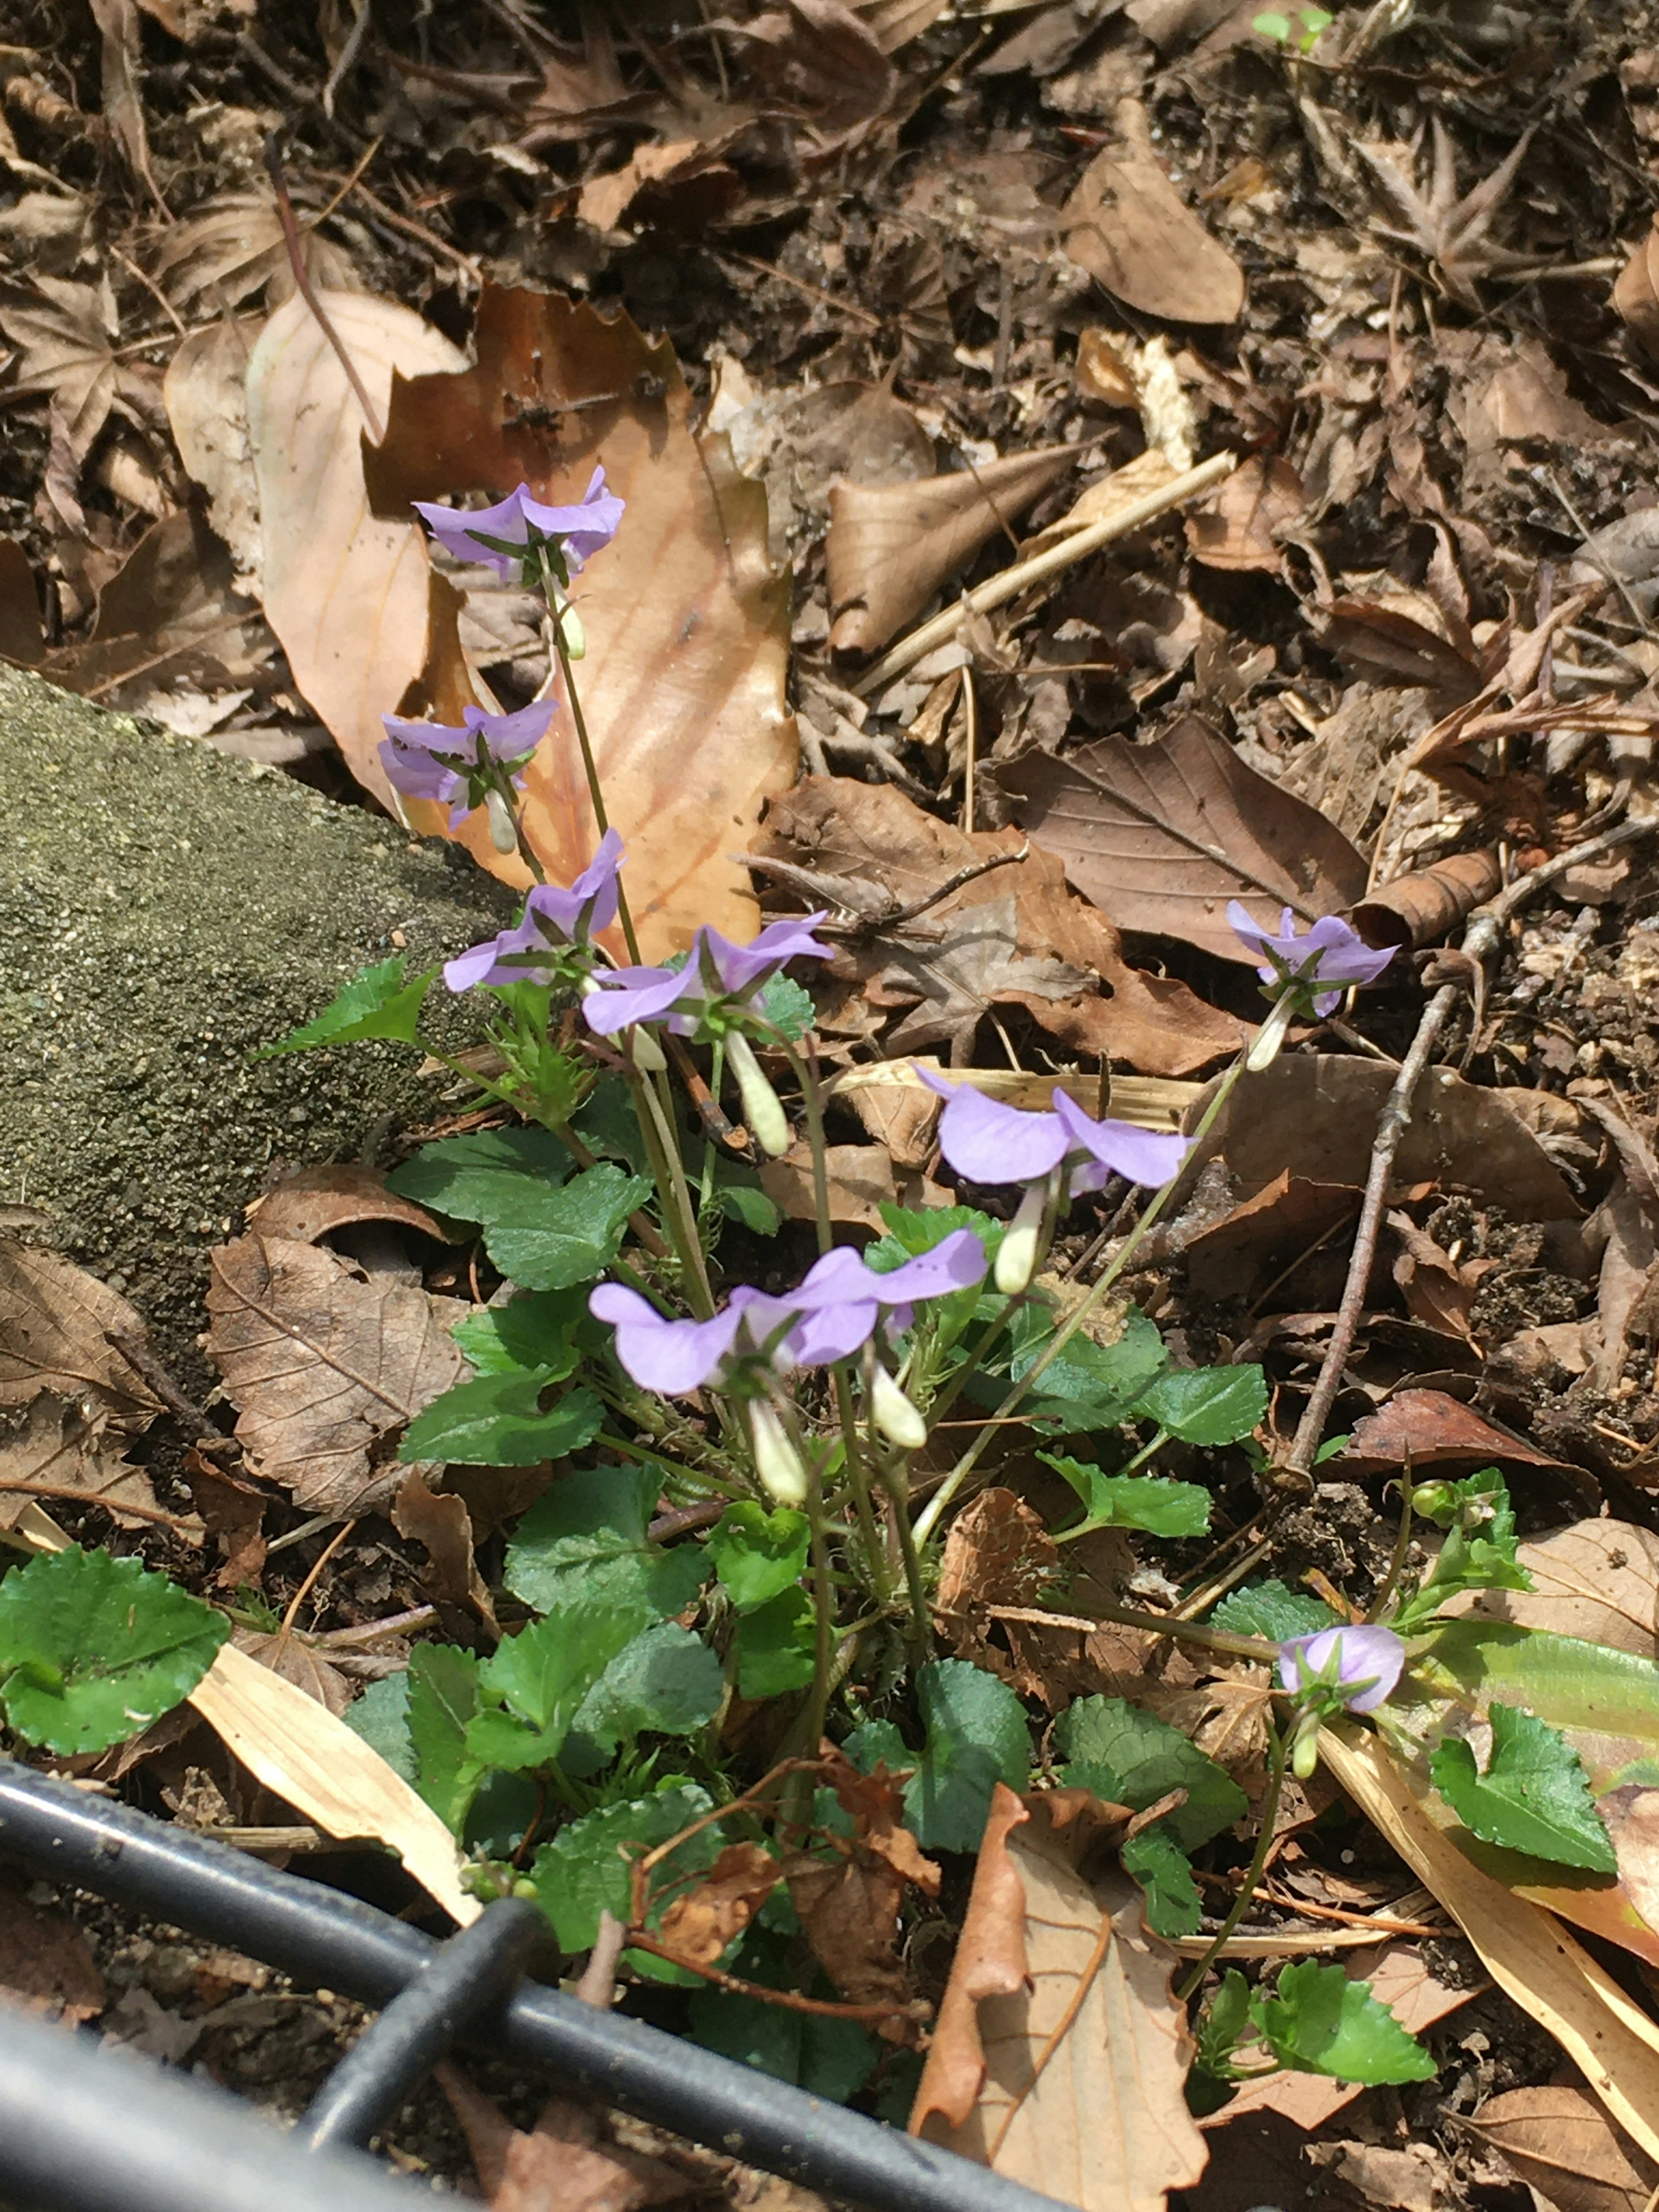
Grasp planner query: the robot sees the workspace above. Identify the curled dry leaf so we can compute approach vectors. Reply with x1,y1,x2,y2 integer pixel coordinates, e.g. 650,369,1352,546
1021,451,1179,556
1613,216,1659,365
1185,454,1304,573
394,1469,499,1632
233,1627,353,1719
826,444,1077,655
249,1163,446,1249
205,1233,467,1519
1062,102,1245,326
440,2067,687,2212
1352,849,1502,951
913,1786,1207,2211
365,286,796,958
760,1141,946,1231
657,1842,781,1968
245,288,468,811
1468,2086,1659,2212
784,1843,917,2029
999,714,1369,965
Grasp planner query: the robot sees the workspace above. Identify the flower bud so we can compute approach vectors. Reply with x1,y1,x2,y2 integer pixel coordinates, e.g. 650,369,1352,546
1245,992,1297,1072
869,1364,927,1452
750,1401,808,1506
727,1031,791,1158
626,1023,667,1074
1291,1722,1321,1781
486,787,519,855
559,601,586,660
995,1179,1048,1295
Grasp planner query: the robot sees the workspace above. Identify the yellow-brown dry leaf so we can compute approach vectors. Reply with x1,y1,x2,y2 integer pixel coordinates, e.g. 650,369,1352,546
367,287,796,959
189,1642,478,1924
1467,2086,1659,2212
1613,216,1659,365
827,444,1076,655
658,1842,781,1968
394,1469,499,1631
245,289,467,809
1062,102,1245,326
1185,454,1304,572
1440,1519,1659,1654
0,1240,162,1426
1021,451,1180,555
1318,1724,1659,2162
912,1788,1207,2211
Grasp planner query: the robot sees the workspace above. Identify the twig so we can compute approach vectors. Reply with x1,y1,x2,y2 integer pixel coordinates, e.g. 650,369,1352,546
264,132,385,442
574,1910,627,2008
1287,814,1656,1476
851,452,1236,697
104,1330,237,1454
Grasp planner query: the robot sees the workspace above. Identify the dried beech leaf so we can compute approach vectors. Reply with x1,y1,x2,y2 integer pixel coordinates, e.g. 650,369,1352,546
205,1233,466,1518
366,287,797,959
827,445,1077,655
1022,451,1179,555
659,1843,781,1968
1468,2086,1659,2212
0,1240,162,1425
1339,1388,1584,1478
1062,103,1245,326
163,316,263,578
1614,216,1659,365
245,289,468,808
999,715,1368,963
1185,454,1304,573
1352,850,1502,950
913,1788,1207,2210
249,1164,446,1249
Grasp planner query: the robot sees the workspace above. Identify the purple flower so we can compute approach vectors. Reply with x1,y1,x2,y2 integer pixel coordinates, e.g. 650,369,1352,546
414,470,626,582
1227,903,1395,1017
583,915,834,1039
918,1070,1190,1195
587,1284,788,1395
445,831,625,991
1277,1624,1405,1715
380,701,553,829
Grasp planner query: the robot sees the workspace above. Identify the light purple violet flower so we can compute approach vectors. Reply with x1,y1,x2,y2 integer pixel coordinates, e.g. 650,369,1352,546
1227,903,1395,1017
380,700,553,828
414,470,626,582
444,831,625,991
583,915,835,1039
1277,1624,1405,1715
918,1069,1190,1195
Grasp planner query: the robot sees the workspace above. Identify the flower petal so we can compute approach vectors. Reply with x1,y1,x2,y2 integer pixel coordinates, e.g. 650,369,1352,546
919,1070,1069,1186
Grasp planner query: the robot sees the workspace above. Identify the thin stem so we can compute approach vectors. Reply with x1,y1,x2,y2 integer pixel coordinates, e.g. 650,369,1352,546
987,1601,1277,1665
626,1068,715,1317
541,550,643,966
1176,1720,1288,2004
881,1459,932,1658
1365,1479,1414,1625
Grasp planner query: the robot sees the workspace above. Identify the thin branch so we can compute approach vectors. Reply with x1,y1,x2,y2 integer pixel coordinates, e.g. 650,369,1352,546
264,132,385,442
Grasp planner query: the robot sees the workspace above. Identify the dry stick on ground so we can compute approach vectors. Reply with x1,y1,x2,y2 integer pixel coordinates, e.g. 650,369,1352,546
1285,814,1657,1478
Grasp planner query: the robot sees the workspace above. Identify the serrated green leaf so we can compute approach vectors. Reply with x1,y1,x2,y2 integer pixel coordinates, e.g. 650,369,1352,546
867,1203,1004,1269
344,1672,416,1783
569,1622,722,1760
1038,1453,1210,1538
407,1643,482,1832
400,1375,603,1467
1250,1961,1436,2084
386,1128,571,1220
1392,1470,1530,1633
261,955,435,1055
1211,1580,1338,1642
0,1548,228,1754
736,1589,817,1698
903,1660,1029,1852
451,1289,589,1378
1000,1309,1169,1433
505,1466,706,1620
752,970,817,1043
1120,1824,1202,1938
528,1784,714,1952
709,1503,810,1613
483,1165,652,1291
467,1599,652,1773
1196,1968,1253,2076
1429,1703,1616,1872
1131,1365,1266,1447
1055,1695,1246,1851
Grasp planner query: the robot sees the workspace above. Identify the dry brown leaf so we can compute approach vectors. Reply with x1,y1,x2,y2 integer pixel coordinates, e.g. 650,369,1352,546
1614,216,1659,365
249,1163,446,1249
820,1742,941,1895
364,287,796,959
441,2068,687,2212
0,274,122,464
1352,850,1502,951
245,288,467,810
999,714,1368,965
394,1469,499,1630
578,139,712,232
758,1141,939,1231
163,316,262,578
937,1488,1061,1699
785,1845,914,2025
1021,451,1181,555
831,1061,1198,1135
0,1239,162,1425
0,1870,105,2024
1339,1388,1584,1479
913,1788,1207,2209
0,537,44,664
190,1642,477,1923
205,1233,467,1518
1185,455,1304,573
1440,1521,1659,1653
826,445,1077,655
658,1842,782,1967
857,0,950,48
0,1394,178,1536
89,0,165,212
734,0,896,131
1471,2089,1656,2212
149,192,356,311
233,1627,353,1719
1062,102,1245,326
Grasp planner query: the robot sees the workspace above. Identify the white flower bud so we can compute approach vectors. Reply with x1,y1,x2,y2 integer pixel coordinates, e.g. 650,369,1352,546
1245,993,1297,1072
486,788,518,855
626,1024,667,1074
727,1031,791,1157
869,1364,927,1452
750,1402,808,1506
995,1179,1049,1295
560,601,586,660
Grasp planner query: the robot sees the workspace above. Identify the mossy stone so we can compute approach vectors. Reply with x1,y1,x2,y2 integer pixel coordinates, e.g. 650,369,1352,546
0,666,516,1387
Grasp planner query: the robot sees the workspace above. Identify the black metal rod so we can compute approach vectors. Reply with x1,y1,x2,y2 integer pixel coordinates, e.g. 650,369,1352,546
298,1897,544,2152
0,1762,1070,2212
0,2003,426,2212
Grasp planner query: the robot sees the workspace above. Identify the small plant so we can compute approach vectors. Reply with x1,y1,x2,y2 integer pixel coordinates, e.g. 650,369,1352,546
1252,4,1332,53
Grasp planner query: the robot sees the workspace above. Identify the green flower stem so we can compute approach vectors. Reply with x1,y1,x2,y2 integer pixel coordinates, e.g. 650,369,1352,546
626,1065,715,1318
540,550,644,968
879,1457,932,1659
1176,1718,1288,2004
911,1019,1274,1551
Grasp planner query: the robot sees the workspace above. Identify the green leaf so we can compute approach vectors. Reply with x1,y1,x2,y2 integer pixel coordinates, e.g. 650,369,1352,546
528,1784,713,1952
571,1074,651,1177
689,1987,877,2103
505,1466,706,1621
483,1166,652,1292
451,1289,589,1378
1196,1967,1253,2077
261,955,435,1055
344,1672,416,1784
713,1179,782,1236
407,1644,483,1833
1393,1471,1530,1634
1005,1309,1169,1433
1130,1365,1266,1447
400,1375,604,1467
467,1599,653,1773
751,970,817,1044
1055,1696,1246,1852
1038,1454,1210,1538
1120,1824,1202,1939
1429,1703,1616,1872
386,1127,571,1220
1249,1961,1436,2085
0,1548,229,1755
903,1660,1030,1853
736,1589,817,1698
1252,10,1292,38
709,1503,810,1613
569,1623,722,1760
1211,1579,1338,1643
867,1202,1003,1270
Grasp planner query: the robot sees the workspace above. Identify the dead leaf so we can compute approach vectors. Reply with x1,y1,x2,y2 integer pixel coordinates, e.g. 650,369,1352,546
234,1627,353,1719
1180,1174,1360,1306
1352,850,1502,951
0,273,124,466
819,1743,941,1895
364,286,796,959
1615,216,1659,365
1441,1520,1659,1654
732,0,896,131
205,1233,467,1518
1468,2086,1659,2212
394,1469,499,1630
1062,101,1245,326
149,192,356,312
1022,451,1181,555
245,288,467,810
163,315,262,578
249,1164,446,1249
1355,121,1535,305
0,1870,104,2023
187,1452,267,1590
89,0,165,213
1185,455,1304,572
913,1788,1207,2210
0,1240,162,1425
826,445,1077,655
759,1141,926,1231
999,714,1369,964
658,1842,781,1967
441,2067,687,2212
578,140,722,232
937,1488,1062,1699
784,1845,914,2026
0,1394,178,1536
1339,1389,1585,1479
